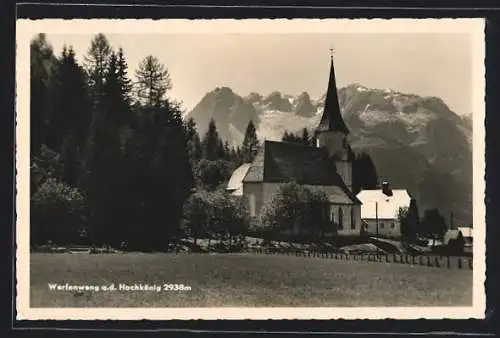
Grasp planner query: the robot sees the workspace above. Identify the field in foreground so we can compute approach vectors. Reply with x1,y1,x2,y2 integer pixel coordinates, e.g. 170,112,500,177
30,253,472,307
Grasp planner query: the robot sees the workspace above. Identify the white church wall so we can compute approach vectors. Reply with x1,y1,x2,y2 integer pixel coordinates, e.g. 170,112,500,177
330,204,362,236
242,182,263,218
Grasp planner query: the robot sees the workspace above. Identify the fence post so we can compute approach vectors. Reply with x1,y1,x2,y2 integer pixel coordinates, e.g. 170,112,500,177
419,256,423,266
434,256,440,268
458,258,462,269
427,256,432,267
447,256,451,268
468,258,473,270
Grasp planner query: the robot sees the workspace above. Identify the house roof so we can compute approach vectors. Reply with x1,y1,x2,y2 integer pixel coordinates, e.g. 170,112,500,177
356,189,412,219
241,140,361,204
458,227,473,239
226,163,251,196
315,57,350,134
444,229,463,244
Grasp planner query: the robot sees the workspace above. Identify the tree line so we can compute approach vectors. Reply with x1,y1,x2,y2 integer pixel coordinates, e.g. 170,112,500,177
30,33,258,251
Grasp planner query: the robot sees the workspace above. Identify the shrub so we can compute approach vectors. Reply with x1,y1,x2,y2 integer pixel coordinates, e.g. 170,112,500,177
183,190,250,251
194,159,234,191
31,178,87,245
260,182,330,241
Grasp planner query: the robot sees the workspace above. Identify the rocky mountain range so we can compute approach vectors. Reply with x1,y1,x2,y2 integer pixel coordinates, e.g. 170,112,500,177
187,84,473,225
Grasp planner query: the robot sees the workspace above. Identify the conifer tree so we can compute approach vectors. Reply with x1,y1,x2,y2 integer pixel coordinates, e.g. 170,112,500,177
84,33,112,99
184,117,202,165
57,45,91,149
116,47,133,106
134,55,172,107
242,120,260,163
202,119,222,161
352,152,378,194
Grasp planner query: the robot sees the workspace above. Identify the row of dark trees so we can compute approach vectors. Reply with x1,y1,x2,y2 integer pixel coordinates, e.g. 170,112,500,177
30,33,260,251
398,204,448,245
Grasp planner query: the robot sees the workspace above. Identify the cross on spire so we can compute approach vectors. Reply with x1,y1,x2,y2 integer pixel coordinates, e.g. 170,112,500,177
329,47,334,60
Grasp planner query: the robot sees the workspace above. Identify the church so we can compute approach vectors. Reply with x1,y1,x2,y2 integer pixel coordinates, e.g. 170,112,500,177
226,52,363,236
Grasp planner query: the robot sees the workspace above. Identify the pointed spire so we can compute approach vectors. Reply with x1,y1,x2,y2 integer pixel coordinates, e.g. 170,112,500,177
316,50,350,134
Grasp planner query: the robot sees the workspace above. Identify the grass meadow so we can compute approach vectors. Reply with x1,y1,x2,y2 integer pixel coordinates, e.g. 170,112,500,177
30,253,472,307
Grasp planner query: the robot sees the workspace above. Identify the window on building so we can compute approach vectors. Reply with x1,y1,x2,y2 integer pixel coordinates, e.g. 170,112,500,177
351,208,355,229
338,207,343,229
380,222,385,229
391,222,395,228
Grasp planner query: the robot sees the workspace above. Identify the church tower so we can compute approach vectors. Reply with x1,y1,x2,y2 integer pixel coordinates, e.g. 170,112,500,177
315,49,352,190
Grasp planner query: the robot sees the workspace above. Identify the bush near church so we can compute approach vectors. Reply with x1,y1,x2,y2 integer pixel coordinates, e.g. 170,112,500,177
182,190,250,251
260,182,331,241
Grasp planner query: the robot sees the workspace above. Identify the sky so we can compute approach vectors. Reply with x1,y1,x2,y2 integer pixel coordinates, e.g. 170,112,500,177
44,32,472,115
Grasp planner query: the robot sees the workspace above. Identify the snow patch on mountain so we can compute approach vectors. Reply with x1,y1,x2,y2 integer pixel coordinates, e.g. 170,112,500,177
258,109,321,142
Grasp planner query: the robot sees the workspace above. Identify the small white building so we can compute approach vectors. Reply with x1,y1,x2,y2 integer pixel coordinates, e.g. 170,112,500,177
356,182,412,238
457,226,473,249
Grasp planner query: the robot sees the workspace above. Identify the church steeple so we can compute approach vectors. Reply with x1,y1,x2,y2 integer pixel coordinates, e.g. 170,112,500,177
315,49,352,191
316,49,350,134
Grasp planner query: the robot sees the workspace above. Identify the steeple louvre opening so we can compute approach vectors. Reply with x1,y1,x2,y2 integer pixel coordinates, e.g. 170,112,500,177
316,56,350,134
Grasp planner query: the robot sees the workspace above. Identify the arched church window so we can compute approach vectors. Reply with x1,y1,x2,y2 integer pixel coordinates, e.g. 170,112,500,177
338,207,343,229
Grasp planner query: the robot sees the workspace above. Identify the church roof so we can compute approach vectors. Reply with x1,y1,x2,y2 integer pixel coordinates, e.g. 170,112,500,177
242,140,361,204
226,163,251,196
316,56,350,134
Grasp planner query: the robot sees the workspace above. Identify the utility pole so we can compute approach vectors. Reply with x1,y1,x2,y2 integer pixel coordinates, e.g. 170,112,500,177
450,211,454,230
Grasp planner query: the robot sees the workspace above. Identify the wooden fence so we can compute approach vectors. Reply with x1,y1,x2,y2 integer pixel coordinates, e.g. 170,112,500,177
248,248,473,270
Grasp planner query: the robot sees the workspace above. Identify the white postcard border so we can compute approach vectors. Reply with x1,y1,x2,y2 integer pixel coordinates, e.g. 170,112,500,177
16,18,486,320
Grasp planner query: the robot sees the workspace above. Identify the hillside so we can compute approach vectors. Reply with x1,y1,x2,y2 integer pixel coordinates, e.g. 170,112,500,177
186,84,473,224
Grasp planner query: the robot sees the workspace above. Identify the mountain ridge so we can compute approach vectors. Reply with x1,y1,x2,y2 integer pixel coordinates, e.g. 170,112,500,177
187,84,473,225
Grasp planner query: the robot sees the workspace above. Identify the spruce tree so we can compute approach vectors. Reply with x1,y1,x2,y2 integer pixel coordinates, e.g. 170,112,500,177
56,45,91,151
184,117,202,165
202,119,222,161
116,47,133,107
242,120,260,163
